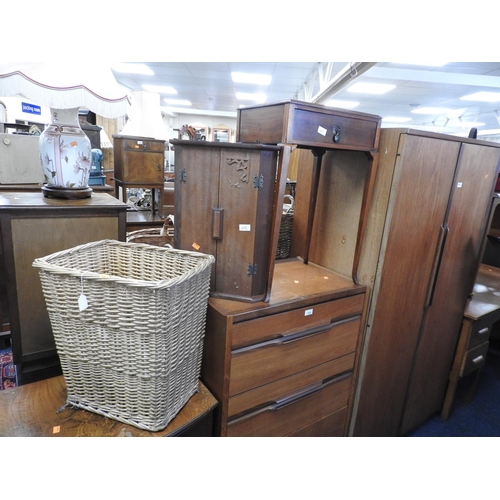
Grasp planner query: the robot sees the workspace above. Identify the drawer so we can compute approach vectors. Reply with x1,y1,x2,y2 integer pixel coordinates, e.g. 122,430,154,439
285,407,347,437
228,354,355,418
122,138,165,153
289,107,379,150
229,316,360,396
237,100,380,151
460,341,489,377
227,373,351,437
466,317,492,349
231,294,364,348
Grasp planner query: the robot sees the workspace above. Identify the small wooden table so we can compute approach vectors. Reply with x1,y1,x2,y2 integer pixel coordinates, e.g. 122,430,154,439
441,264,500,420
0,376,217,437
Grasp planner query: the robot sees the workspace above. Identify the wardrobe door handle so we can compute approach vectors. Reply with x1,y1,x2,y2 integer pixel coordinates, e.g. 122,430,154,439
426,223,449,308
212,208,224,240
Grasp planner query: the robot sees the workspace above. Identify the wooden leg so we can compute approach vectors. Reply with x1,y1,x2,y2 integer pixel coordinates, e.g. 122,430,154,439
441,376,459,421
464,368,482,405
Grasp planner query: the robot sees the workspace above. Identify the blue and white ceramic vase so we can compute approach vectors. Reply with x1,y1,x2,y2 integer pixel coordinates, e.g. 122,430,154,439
39,108,92,189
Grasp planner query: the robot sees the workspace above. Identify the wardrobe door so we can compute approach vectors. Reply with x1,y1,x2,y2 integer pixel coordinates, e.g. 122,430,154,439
353,133,461,436
400,142,500,434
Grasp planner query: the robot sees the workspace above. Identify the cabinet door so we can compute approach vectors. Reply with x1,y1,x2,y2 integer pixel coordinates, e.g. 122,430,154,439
353,133,461,436
215,148,275,299
400,142,500,434
175,144,220,263
120,139,164,183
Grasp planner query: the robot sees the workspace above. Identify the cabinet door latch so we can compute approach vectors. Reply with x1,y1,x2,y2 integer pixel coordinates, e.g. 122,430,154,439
253,175,264,189
247,263,258,276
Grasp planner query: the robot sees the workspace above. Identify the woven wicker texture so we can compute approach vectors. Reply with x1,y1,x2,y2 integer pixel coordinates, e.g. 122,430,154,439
33,239,214,431
276,195,294,260
126,217,174,248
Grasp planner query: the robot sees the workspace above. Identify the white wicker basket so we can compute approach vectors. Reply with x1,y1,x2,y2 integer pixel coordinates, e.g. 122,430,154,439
33,239,215,431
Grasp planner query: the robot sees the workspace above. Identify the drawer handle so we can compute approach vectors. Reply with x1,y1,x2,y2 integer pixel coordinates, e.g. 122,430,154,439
232,323,332,354
472,355,485,366
229,373,350,426
212,208,224,240
477,327,489,336
232,316,359,355
332,125,341,143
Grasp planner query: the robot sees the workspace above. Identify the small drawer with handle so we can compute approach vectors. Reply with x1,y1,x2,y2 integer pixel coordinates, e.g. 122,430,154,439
460,341,489,377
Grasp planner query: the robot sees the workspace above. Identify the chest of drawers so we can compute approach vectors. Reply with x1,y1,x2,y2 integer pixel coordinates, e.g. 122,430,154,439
201,259,366,436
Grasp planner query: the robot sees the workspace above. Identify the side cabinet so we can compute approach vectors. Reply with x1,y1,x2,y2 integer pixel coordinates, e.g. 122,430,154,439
112,134,165,216
0,191,127,384
201,259,367,437
171,140,282,302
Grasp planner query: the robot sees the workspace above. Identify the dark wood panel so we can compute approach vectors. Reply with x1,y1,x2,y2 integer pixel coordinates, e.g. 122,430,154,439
353,133,461,436
400,143,500,434
286,407,347,437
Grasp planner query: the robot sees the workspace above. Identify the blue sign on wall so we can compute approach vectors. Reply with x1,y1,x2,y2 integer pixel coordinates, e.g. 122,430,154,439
22,102,41,115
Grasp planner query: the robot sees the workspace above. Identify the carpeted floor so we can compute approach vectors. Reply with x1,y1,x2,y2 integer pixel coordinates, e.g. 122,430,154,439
408,342,500,437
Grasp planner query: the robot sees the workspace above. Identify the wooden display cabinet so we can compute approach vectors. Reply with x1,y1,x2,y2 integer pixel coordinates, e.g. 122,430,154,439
0,191,127,384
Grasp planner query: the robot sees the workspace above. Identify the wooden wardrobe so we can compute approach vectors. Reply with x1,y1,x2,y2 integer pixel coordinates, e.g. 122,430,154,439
296,128,500,436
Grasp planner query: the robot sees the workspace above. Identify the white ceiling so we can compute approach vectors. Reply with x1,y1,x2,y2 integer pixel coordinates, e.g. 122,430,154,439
112,62,500,138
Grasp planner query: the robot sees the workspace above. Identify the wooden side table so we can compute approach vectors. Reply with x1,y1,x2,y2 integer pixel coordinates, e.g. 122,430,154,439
441,264,500,420
0,376,217,437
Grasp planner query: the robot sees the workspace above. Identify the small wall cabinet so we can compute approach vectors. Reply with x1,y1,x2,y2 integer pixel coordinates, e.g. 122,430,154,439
171,139,283,302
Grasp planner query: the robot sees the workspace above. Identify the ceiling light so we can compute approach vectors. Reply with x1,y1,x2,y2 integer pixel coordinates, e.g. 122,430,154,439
382,116,412,122
478,129,500,136
411,107,455,114
346,82,396,94
325,99,359,109
231,72,272,85
111,63,154,75
142,84,177,94
236,92,267,102
164,98,191,106
459,91,500,102
390,62,448,67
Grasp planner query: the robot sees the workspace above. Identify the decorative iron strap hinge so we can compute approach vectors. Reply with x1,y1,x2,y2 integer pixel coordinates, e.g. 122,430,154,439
179,169,187,183
253,174,264,189
247,263,258,276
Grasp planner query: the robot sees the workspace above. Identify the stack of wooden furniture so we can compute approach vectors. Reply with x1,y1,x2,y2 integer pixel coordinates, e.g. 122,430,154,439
173,100,382,436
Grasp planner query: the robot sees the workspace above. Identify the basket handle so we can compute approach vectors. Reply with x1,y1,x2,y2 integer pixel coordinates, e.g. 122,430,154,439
283,194,294,214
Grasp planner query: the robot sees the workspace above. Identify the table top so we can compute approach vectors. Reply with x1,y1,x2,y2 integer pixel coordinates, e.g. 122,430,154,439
465,264,500,320
0,376,217,437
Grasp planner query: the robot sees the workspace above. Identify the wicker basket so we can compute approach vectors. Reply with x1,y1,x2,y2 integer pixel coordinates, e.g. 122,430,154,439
32,239,215,431
127,216,174,248
276,195,294,260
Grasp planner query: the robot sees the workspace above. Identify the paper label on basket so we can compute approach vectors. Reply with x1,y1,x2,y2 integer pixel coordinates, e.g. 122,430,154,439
78,293,88,311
